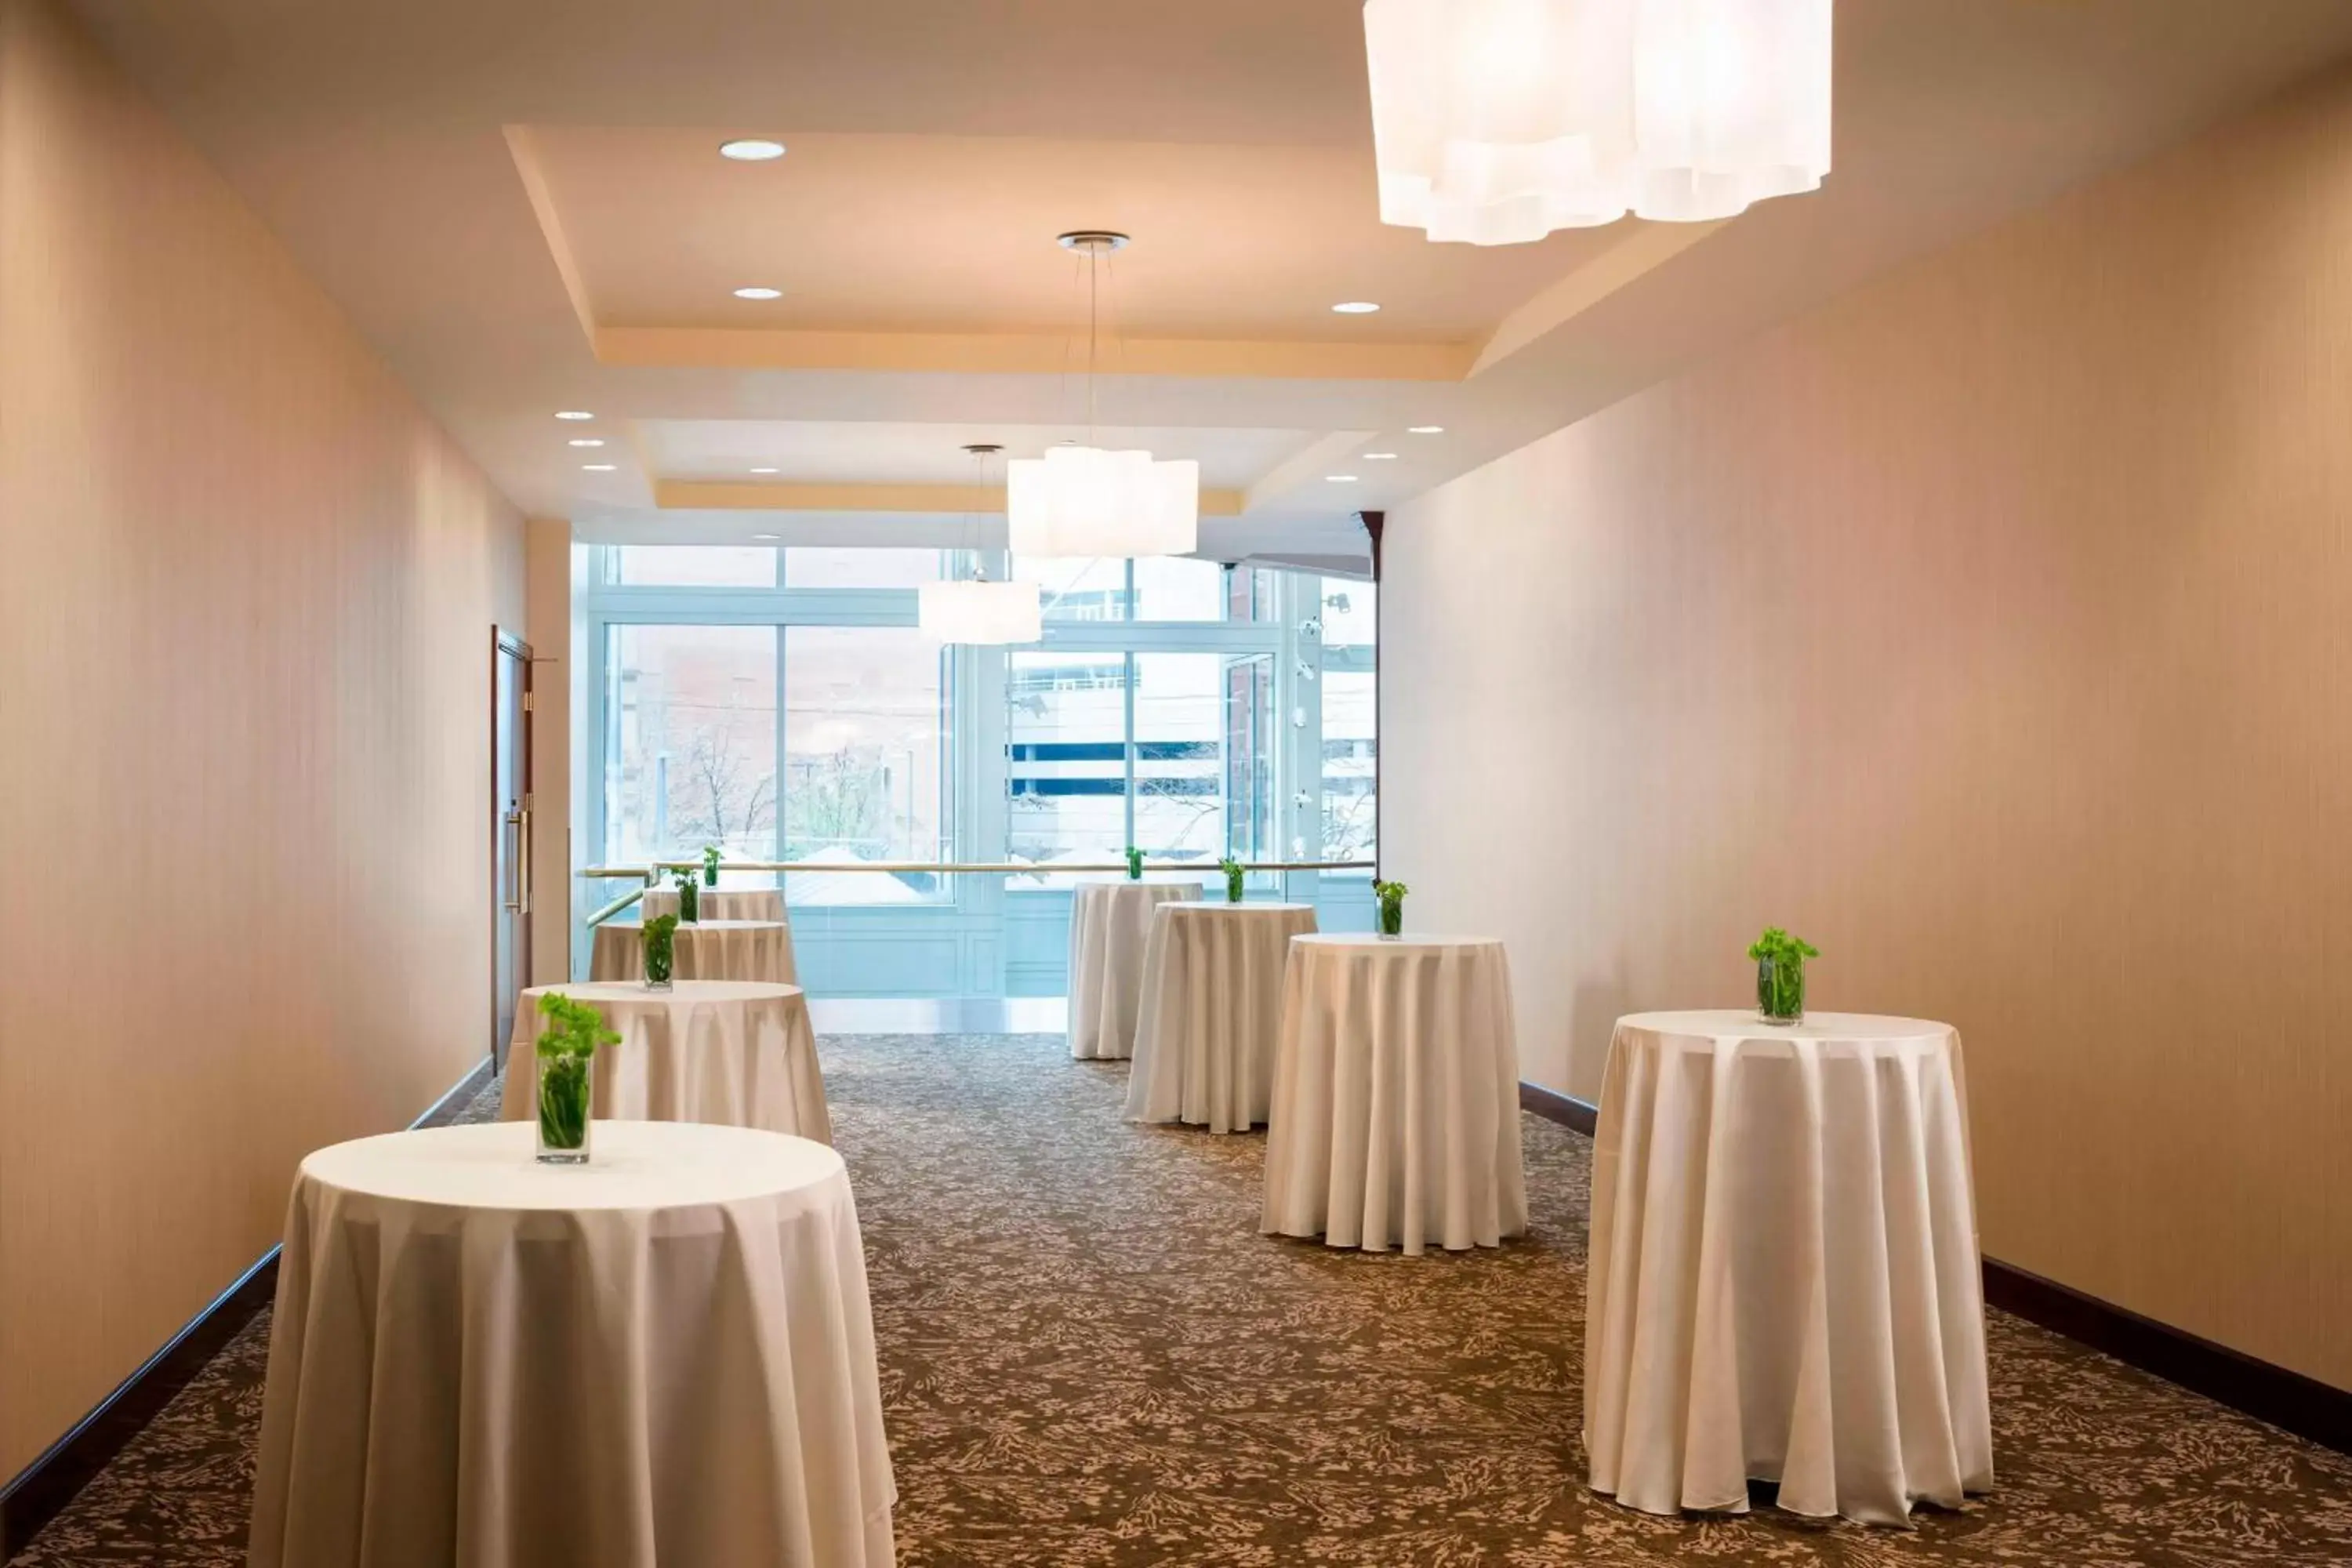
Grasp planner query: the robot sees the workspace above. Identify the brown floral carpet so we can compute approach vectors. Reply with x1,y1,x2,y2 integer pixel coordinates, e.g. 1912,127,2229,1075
13,1032,2352,1566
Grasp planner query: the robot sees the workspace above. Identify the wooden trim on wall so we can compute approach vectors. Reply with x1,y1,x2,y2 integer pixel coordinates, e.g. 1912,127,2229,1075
1983,1260,2352,1456
1515,1081,2352,1457
0,1054,499,1555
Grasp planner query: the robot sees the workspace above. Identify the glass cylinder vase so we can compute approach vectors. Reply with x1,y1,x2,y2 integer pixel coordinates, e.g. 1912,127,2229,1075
677,880,700,924
1757,956,1806,1025
644,927,675,990
535,1050,592,1164
1377,899,1404,939
1225,871,1245,904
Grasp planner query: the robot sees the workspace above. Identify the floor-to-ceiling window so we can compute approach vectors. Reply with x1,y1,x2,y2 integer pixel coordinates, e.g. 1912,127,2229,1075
584,546,1374,994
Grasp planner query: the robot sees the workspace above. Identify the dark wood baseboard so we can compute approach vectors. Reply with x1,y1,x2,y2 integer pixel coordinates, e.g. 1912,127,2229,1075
1983,1258,2352,1456
0,1247,278,1557
1514,1078,2352,1459
1517,1079,1599,1137
0,1054,496,1555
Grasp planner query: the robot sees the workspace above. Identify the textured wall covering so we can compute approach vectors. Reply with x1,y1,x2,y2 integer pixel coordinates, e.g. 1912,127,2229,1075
1384,66,2352,1388
0,0,523,1475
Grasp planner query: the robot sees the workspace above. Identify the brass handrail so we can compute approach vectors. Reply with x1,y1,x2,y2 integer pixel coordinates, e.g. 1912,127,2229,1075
579,860,1376,924
583,859,1374,878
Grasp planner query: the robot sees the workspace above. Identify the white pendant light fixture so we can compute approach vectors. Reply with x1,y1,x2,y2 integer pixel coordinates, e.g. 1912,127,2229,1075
918,444,1043,644
1363,0,1833,245
1006,232,1199,558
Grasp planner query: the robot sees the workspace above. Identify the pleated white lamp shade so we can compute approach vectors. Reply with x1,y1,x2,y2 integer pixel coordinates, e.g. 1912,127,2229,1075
1005,445,1200,559
1364,0,1833,245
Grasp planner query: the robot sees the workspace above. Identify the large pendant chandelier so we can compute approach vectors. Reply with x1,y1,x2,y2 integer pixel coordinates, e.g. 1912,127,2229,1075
918,444,1043,644
1363,0,1834,245
1006,232,1200,558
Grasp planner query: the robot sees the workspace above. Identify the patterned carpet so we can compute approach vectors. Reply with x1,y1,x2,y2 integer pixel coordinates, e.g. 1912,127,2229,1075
13,1032,2352,1566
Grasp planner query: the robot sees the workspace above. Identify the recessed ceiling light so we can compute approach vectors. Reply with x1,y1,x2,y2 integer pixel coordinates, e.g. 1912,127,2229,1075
733,286,782,300
1407,425,1445,434
1362,452,1397,460
752,532,781,541
581,463,617,472
718,138,786,162
1326,474,1359,483
554,410,593,421
1331,301,1381,314
750,466,779,474
568,437,605,448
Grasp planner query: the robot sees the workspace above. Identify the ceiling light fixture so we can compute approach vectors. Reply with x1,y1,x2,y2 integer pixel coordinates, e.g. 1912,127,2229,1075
750,466,779,474
752,532,781,541
732,286,782,300
1006,232,1198,559
1327,474,1359,483
1364,0,1833,244
554,410,593,421
1407,425,1445,434
1331,301,1381,314
582,463,617,472
718,138,786,162
1363,452,1397,460
568,438,605,448
920,444,1043,644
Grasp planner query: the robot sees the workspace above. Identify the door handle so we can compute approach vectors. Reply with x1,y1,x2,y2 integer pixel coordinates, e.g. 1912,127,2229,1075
503,810,527,913
517,808,532,916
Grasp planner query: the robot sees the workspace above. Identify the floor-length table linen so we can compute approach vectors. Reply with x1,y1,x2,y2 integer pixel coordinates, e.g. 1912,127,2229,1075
1126,902,1318,1133
1066,882,1199,1060
1260,934,1527,1254
503,980,831,1142
643,885,788,925
590,917,797,985
248,1120,895,1568
1584,1011,1991,1526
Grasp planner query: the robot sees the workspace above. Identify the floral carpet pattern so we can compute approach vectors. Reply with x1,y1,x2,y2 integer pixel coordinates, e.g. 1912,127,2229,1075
13,1032,2352,1566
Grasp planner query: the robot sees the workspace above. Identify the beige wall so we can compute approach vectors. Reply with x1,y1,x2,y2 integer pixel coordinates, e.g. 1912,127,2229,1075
1385,67,2352,1388
0,0,524,1475
525,517,578,984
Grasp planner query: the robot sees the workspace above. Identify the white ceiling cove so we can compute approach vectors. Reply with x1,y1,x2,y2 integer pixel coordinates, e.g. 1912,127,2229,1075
66,0,2352,555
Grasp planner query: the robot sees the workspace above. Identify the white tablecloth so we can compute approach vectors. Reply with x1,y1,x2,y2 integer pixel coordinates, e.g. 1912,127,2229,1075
1260,935,1527,1254
643,885,788,927
1585,1011,1991,1526
249,1121,895,1567
1126,902,1318,1133
1066,882,1200,1060
591,918,796,985
502,981,831,1142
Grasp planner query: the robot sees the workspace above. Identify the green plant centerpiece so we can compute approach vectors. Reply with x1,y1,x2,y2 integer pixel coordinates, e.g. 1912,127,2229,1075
642,913,680,990
533,992,619,1164
1219,856,1245,904
1373,878,1408,938
701,844,721,887
1749,927,1820,1025
673,869,700,924
1125,845,1145,881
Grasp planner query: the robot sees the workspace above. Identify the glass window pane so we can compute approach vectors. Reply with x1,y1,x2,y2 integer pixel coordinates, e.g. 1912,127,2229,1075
1322,670,1377,866
783,627,949,903
1131,557,1228,622
1007,651,1129,886
1134,652,1272,873
784,547,944,588
603,625,778,866
1321,578,1376,645
613,546,779,586
1014,555,1128,621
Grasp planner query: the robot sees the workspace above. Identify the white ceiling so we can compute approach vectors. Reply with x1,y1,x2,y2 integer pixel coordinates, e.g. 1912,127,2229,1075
66,0,2352,555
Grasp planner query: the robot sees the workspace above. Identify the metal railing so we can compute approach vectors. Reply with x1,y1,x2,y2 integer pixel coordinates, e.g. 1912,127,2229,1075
583,859,1376,927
